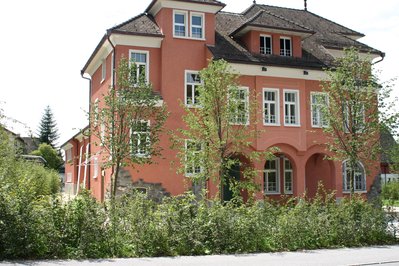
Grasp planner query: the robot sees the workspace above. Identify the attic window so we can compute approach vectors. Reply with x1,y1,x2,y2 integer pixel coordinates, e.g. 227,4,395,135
260,35,272,55
280,37,292,57
174,11,187,37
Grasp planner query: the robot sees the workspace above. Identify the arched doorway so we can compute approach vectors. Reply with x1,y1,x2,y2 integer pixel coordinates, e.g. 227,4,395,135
305,153,335,198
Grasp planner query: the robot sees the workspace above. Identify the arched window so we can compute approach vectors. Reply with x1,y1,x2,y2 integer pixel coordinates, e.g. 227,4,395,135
342,160,366,192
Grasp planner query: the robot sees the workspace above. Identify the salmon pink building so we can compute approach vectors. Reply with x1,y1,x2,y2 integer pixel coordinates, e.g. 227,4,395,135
62,0,384,201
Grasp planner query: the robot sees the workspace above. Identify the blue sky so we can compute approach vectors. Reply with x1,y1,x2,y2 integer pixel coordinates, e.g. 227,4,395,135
0,0,397,145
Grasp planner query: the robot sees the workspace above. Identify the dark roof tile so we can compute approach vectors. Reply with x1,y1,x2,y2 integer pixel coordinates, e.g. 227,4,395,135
109,13,163,36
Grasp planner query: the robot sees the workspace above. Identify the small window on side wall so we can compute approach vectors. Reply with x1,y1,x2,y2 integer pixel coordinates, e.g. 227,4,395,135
191,13,204,39
174,11,187,37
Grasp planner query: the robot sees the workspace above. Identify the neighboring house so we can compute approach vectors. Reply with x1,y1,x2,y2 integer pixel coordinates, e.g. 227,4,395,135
62,0,383,201
2,127,40,155
380,128,399,184
61,126,90,196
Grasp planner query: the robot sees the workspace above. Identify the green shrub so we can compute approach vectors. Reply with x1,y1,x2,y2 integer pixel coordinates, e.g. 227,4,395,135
382,181,399,201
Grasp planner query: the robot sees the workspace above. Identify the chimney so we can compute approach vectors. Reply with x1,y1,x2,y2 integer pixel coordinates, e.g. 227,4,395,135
304,0,307,11
253,0,256,4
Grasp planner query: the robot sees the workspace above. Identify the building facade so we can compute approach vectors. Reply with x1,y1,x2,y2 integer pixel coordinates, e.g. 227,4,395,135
62,0,383,201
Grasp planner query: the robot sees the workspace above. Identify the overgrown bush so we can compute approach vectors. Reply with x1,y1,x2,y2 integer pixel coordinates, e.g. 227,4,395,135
382,181,399,201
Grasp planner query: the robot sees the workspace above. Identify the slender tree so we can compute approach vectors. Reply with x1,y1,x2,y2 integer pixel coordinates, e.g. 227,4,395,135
321,48,398,195
90,56,168,199
173,59,274,201
37,106,59,148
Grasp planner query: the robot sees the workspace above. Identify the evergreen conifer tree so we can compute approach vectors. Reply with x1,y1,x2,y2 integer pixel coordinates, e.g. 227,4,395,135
37,106,59,148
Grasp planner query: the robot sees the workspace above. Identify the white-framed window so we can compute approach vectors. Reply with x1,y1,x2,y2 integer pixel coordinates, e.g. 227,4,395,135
344,103,365,133
129,50,149,84
284,90,300,126
66,173,72,183
284,158,293,194
230,87,249,125
260,35,272,55
185,139,202,176
93,157,99,179
191,13,204,39
101,59,106,82
100,123,105,145
264,158,280,194
66,148,72,162
93,98,99,127
131,120,150,157
311,92,329,128
280,37,292,56
342,160,366,192
173,10,188,37
185,71,202,106
263,88,280,125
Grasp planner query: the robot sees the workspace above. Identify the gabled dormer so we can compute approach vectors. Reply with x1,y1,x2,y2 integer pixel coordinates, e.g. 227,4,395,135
231,8,314,58
145,0,225,45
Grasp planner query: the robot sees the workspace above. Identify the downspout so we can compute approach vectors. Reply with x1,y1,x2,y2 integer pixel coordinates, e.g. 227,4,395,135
81,72,92,190
76,144,84,195
83,143,90,190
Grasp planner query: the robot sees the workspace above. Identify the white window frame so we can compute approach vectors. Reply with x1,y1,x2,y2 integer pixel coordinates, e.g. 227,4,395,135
190,12,205,40
173,10,188,38
185,139,203,177
130,120,151,158
283,158,293,194
342,160,367,193
101,59,106,83
280,36,292,57
93,98,99,127
66,148,72,162
100,123,105,146
129,49,150,84
93,157,99,179
230,86,249,125
283,89,300,126
343,102,365,133
263,88,280,126
185,70,202,107
264,158,280,195
66,172,72,183
260,35,272,55
311,92,329,128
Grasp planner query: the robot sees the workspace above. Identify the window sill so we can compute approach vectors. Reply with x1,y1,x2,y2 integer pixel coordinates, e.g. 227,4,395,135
284,191,293,195
284,124,301,127
185,104,201,108
265,192,281,195
311,125,328,129
343,190,367,194
264,123,281,127
173,35,205,41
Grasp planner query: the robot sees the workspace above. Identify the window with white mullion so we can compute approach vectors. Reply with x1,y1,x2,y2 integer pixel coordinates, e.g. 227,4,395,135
230,87,249,125
311,92,329,128
191,13,204,39
342,160,366,192
284,158,293,194
284,90,300,126
264,159,280,194
130,50,149,84
174,11,187,37
185,140,202,176
185,71,202,106
263,89,279,125
280,37,292,56
260,35,272,55
131,120,151,157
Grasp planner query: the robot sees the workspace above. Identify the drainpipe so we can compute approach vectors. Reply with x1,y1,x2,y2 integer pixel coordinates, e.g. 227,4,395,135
81,72,92,190
76,144,84,195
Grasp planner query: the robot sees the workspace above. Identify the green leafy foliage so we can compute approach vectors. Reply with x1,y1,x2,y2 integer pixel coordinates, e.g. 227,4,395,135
382,181,399,201
31,143,63,171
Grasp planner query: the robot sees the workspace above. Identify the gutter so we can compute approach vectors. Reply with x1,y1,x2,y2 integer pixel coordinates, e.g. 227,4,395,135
372,52,385,65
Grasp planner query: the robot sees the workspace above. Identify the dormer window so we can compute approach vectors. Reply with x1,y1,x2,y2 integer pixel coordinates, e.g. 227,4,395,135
260,35,272,55
174,11,187,37
280,37,292,56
